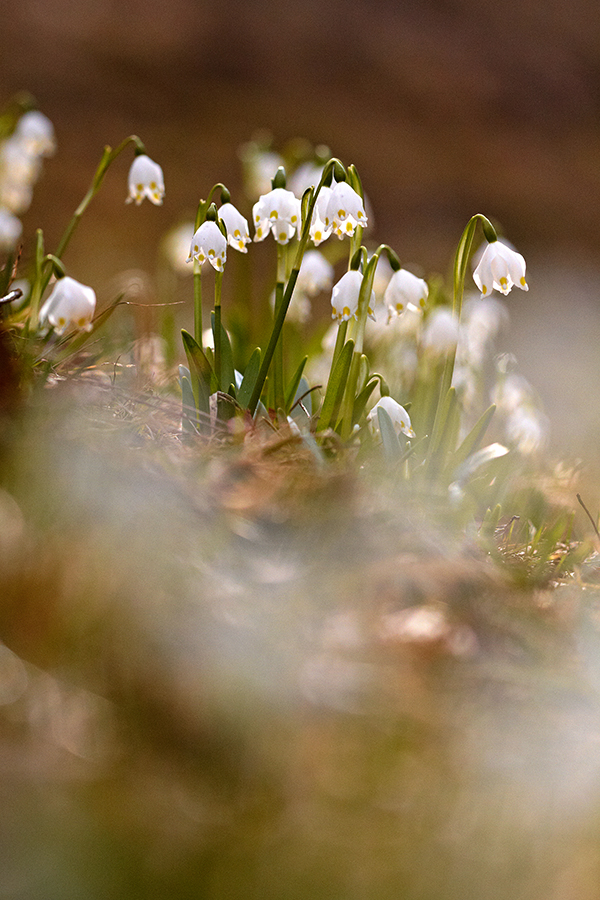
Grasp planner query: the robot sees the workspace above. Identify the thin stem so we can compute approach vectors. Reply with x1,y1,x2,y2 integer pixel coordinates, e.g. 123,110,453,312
193,261,202,348
273,244,287,412
214,270,223,390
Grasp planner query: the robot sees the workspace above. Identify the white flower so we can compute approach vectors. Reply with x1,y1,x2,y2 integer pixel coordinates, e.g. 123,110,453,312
218,203,251,252
0,136,42,183
252,188,301,244
506,407,548,454
473,239,528,297
368,396,415,438
422,308,459,355
331,270,375,322
384,269,429,319
288,161,325,197
39,276,96,334
14,111,56,157
325,182,368,239
126,155,165,206
187,221,227,271
0,208,22,251
310,186,333,246
296,250,334,296
162,222,195,275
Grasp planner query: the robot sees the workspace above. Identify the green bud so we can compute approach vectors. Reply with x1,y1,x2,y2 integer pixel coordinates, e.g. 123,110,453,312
272,166,287,189
220,185,231,204
301,186,314,229
386,248,402,271
347,164,363,199
333,160,346,183
481,216,498,243
205,203,218,222
350,246,366,272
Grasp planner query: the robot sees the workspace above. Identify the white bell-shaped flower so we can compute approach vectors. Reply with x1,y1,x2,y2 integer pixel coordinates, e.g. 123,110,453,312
126,154,165,206
473,239,528,297
310,186,333,246
252,188,301,244
218,202,251,253
384,269,429,319
0,208,22,251
39,276,96,334
296,250,334,296
187,221,227,272
422,308,460,355
325,182,368,239
330,270,375,322
368,396,415,438
14,111,56,157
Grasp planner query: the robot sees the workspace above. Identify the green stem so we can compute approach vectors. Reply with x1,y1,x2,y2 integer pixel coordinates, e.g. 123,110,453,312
246,157,346,415
193,260,202,348
273,244,287,412
28,228,45,331
214,270,223,389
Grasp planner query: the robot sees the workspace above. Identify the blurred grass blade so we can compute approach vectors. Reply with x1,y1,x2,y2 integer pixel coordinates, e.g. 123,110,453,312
211,311,235,393
449,404,496,476
352,378,378,427
181,328,214,415
237,347,261,409
285,355,308,413
316,338,354,433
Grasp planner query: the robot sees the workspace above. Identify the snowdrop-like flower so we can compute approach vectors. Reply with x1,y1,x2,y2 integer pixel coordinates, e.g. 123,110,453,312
0,208,22,251
296,250,334,296
422,308,459,355
331,270,375,322
187,221,227,271
325,182,367,239
39,276,96,334
218,202,251,252
384,268,429,319
368,396,415,438
473,239,528,297
506,407,548,455
14,111,56,157
162,222,195,275
126,154,165,206
252,187,301,244
310,186,333,245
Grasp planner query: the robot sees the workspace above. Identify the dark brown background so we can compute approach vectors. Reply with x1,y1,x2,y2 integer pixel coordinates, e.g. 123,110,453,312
2,0,600,461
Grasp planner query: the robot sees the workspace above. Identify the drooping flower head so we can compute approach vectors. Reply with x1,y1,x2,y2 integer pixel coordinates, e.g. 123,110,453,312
39,276,96,334
473,239,528,297
384,268,429,319
0,208,22,251
310,185,333,246
422,308,460,355
187,220,227,272
368,396,415,438
218,202,251,252
330,270,375,322
252,187,301,244
325,181,368,239
126,154,165,206
296,250,334,297
14,111,56,157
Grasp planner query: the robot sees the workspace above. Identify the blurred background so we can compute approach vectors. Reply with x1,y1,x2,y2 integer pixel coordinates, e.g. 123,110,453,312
2,0,600,463
3,3,600,898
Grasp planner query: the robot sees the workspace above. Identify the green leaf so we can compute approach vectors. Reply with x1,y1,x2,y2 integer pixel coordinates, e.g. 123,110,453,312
285,356,308,413
449,404,496,476
181,328,214,416
236,347,261,409
316,339,354,433
377,406,402,462
211,311,235,393
352,379,378,426
179,366,197,434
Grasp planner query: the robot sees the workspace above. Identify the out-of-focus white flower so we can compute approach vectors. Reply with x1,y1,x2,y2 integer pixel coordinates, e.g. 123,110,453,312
288,161,324,197
310,185,333,246
14,111,56,157
458,295,509,368
384,268,429,319
422,308,459,354
331,270,375,322
162,222,194,275
126,154,165,206
187,221,227,272
296,250,334,296
368,396,415,438
0,208,22,251
0,182,32,215
325,182,367,239
39,276,96,334
239,146,285,198
253,188,301,244
506,407,548,454
218,202,251,252
0,136,42,183
473,239,528,297
492,373,535,413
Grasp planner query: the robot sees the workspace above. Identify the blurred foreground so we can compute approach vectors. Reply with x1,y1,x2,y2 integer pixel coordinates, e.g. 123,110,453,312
2,378,600,899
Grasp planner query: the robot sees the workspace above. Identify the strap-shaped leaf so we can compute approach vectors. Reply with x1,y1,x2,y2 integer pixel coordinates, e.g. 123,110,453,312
352,378,378,426
179,367,198,434
181,328,214,415
448,403,496,477
285,356,308,413
211,311,235,393
316,338,354,433
237,347,262,409
377,405,402,462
